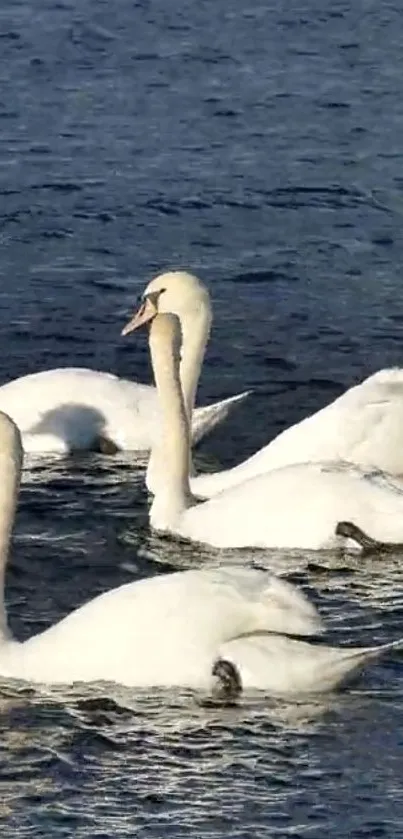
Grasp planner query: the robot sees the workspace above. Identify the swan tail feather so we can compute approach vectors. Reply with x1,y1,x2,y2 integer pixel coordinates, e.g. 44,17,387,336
219,634,403,695
191,391,251,445
319,636,403,691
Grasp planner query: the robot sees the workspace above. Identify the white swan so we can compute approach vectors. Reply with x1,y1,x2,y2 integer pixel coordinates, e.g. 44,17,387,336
147,312,403,550
124,271,403,497
0,274,248,455
0,409,402,695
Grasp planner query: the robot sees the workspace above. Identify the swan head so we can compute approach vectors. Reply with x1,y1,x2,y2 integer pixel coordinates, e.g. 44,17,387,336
121,270,212,336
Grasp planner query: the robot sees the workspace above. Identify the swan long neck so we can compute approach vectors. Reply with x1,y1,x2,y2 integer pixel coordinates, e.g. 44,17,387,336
0,440,22,642
149,315,195,530
179,308,212,421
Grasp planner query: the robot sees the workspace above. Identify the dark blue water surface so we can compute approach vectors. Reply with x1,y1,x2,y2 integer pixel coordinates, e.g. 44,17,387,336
1,0,403,836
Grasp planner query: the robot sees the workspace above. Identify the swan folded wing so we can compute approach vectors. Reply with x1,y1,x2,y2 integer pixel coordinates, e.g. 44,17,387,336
207,567,324,637
280,371,403,474
216,369,403,485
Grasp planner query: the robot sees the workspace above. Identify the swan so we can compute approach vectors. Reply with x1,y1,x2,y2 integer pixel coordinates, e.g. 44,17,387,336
123,270,403,497
147,311,403,550
0,410,402,695
0,274,248,455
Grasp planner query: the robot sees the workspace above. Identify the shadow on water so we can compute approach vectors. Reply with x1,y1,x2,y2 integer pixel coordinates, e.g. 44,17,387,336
26,403,123,454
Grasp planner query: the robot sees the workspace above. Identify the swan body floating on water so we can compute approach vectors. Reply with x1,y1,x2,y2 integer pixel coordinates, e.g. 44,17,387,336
145,312,403,550
0,273,248,455
124,270,403,497
0,368,246,455
0,410,401,695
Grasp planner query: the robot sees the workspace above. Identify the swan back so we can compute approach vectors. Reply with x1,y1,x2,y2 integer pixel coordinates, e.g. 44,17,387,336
0,412,23,641
149,313,194,530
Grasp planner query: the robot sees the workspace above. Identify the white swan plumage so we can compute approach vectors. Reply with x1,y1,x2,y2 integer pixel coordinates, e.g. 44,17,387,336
0,272,248,455
126,271,403,498
0,408,402,695
193,367,403,498
147,312,403,550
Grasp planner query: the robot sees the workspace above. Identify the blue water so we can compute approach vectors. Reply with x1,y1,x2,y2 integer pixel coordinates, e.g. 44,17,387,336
1,0,403,835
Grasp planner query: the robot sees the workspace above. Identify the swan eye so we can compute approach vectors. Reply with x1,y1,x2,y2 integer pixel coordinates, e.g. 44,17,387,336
145,288,166,309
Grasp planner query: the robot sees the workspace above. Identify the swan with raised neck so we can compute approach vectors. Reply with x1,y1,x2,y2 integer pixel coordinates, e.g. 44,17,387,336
122,270,214,486
147,313,403,550
122,270,212,421
128,271,403,497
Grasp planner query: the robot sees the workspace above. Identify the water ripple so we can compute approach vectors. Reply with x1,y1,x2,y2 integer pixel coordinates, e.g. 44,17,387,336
1,0,403,834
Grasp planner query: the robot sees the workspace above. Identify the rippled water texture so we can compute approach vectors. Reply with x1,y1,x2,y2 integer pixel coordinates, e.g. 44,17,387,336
1,0,403,836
